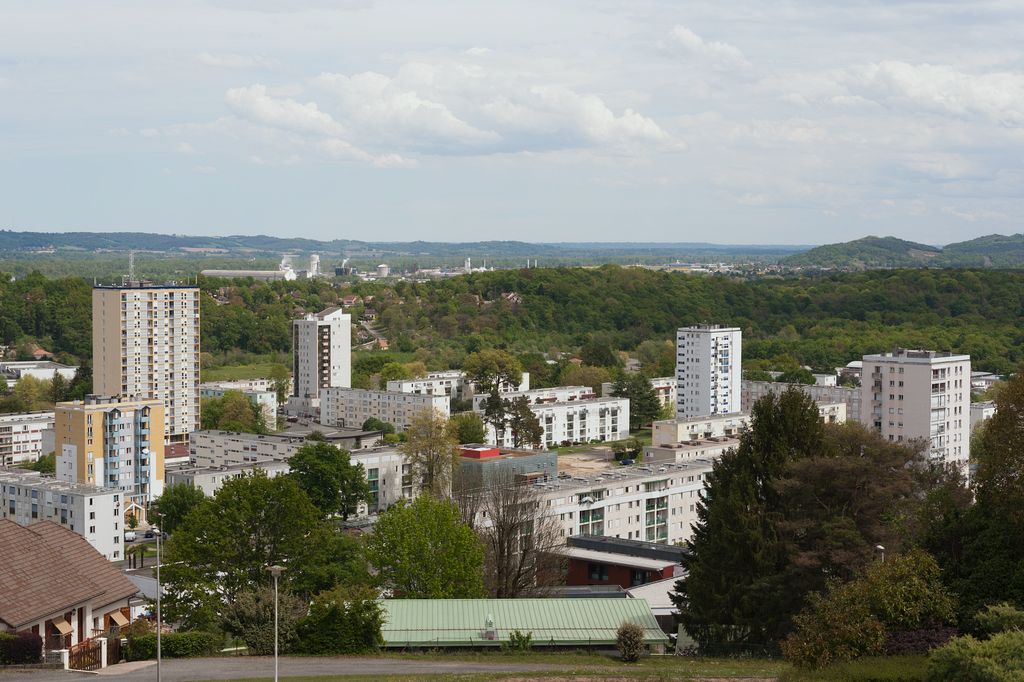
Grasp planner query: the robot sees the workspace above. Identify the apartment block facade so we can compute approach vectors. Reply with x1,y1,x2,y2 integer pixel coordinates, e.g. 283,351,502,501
0,470,123,561
676,325,742,419
54,395,166,516
320,387,449,432
200,379,278,425
289,307,351,415
741,380,863,423
387,370,529,402
472,386,630,449
862,349,971,475
0,412,55,466
92,284,200,443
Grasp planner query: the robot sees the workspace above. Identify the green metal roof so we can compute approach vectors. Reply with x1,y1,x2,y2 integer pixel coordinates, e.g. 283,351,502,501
380,598,669,648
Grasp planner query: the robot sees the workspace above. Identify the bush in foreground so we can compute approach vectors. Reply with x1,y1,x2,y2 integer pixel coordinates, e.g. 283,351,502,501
293,585,384,655
926,630,1024,681
616,621,646,663
0,631,42,664
125,631,221,661
973,602,1024,637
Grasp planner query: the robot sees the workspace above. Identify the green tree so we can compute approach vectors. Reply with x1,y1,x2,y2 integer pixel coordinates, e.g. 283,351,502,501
559,365,612,394
361,417,395,434
505,396,543,448
294,585,384,655
776,368,816,385
289,441,369,519
222,587,306,655
378,362,412,384
162,471,367,629
366,495,485,598
268,364,290,404
400,408,459,497
672,388,826,652
610,374,662,430
201,390,265,433
463,349,523,394
149,482,208,535
48,373,69,404
579,336,619,368
448,412,486,444
25,452,55,474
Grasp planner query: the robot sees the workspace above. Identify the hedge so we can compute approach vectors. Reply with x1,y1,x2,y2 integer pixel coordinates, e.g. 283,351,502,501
0,632,42,664
125,632,221,661
926,630,1024,681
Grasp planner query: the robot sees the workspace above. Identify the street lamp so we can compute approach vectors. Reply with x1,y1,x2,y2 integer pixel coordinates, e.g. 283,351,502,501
267,565,286,682
875,544,886,563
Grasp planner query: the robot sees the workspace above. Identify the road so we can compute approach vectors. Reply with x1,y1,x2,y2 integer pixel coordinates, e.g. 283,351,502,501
0,656,564,681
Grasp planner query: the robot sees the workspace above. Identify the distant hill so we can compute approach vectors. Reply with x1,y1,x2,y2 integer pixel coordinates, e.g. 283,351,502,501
782,236,942,269
783,234,1024,269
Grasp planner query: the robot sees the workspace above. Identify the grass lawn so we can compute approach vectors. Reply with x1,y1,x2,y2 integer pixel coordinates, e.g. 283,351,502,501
554,428,652,455
777,656,927,681
201,362,288,382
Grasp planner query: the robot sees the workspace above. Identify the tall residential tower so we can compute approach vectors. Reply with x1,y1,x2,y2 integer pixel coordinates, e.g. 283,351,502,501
289,307,351,415
862,349,971,477
92,283,200,443
676,325,742,419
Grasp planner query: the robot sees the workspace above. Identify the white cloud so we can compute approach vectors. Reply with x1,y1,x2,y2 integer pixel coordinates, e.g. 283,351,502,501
176,141,197,154
197,52,278,69
846,62,1024,125
942,206,1009,222
668,24,749,69
225,84,348,137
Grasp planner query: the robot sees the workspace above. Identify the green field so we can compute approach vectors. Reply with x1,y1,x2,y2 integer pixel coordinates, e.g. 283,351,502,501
201,362,288,382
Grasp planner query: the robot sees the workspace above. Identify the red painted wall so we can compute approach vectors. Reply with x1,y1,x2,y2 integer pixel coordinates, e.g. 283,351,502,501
565,558,674,589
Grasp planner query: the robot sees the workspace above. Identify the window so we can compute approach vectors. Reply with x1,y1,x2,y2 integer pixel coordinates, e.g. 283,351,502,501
579,507,604,536
588,563,609,581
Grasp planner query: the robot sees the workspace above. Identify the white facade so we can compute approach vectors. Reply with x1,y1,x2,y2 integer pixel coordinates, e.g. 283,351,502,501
970,401,996,431
651,412,750,448
166,459,291,496
601,377,676,409
742,380,863,423
676,325,742,419
320,387,449,432
291,308,351,411
387,370,529,402
0,411,54,466
529,459,715,545
0,361,78,383
92,284,201,443
0,470,123,561
200,379,278,425
862,349,971,476
473,386,630,449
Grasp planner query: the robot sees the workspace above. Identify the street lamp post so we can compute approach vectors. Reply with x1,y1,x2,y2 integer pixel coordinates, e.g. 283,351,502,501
875,544,886,563
267,565,285,682
155,512,163,682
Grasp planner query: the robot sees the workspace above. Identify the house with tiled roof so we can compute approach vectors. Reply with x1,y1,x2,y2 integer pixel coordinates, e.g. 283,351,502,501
0,520,137,651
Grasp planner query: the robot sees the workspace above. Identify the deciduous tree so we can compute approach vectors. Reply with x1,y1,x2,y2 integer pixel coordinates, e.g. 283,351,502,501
289,441,369,520
400,408,459,497
149,482,207,535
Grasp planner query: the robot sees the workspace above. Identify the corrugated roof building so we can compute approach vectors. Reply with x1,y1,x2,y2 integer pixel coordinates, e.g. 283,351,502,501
380,598,668,650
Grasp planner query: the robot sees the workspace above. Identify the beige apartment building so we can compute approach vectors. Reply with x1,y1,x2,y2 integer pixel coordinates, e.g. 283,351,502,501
54,395,165,519
862,349,971,476
92,284,200,443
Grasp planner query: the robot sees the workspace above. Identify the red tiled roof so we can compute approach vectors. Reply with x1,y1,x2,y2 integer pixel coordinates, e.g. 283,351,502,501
0,520,138,630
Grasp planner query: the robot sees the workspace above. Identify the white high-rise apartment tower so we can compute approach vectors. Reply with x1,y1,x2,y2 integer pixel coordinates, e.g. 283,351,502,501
676,325,742,419
292,307,351,409
92,284,200,444
862,349,971,477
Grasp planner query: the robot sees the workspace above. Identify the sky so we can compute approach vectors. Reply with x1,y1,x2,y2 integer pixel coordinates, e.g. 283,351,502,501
1,0,1022,245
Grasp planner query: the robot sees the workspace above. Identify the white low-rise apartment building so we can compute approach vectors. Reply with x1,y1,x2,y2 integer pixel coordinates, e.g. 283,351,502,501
0,411,55,466
0,469,123,561
528,459,715,545
200,379,278,425
472,386,629,449
742,380,863,423
320,387,450,431
651,412,750,449
601,377,676,409
970,401,996,431
0,361,78,383
166,459,291,496
387,370,529,402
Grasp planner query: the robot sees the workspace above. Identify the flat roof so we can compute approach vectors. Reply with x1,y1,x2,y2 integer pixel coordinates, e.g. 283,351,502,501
93,282,197,290
380,598,668,647
532,457,714,495
0,361,76,370
0,469,117,497
863,349,970,363
557,547,678,571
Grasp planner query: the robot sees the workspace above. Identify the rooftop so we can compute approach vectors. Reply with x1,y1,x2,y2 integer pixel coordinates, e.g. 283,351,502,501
93,282,197,290
864,348,971,363
0,469,118,497
531,457,715,494
556,546,678,572
0,361,77,371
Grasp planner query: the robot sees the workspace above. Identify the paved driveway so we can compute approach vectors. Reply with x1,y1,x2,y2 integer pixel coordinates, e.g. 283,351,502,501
0,656,563,681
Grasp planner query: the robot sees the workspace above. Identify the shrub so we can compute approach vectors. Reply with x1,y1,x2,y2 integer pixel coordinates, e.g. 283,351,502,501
926,630,1024,681
0,631,42,664
221,587,305,655
974,603,1024,636
616,621,646,663
503,629,532,652
294,586,384,655
125,631,221,661
782,581,887,669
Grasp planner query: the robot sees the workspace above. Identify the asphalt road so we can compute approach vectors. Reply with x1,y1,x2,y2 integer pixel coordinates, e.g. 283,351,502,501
0,656,563,681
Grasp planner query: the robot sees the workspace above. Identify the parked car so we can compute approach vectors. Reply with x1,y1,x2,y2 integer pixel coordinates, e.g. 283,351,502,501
144,526,160,539
124,531,137,542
